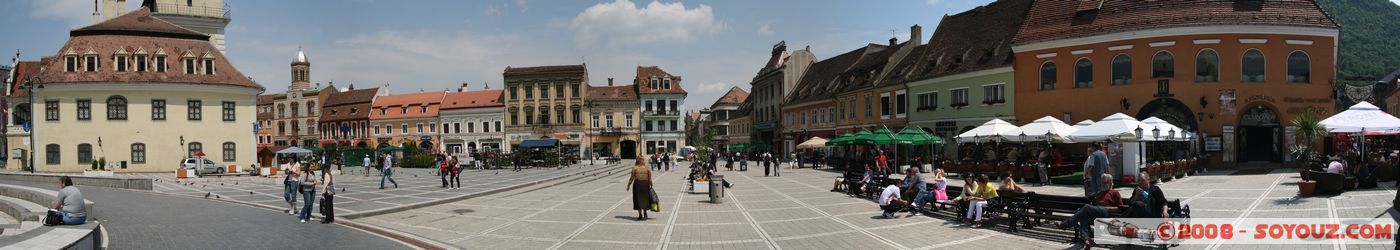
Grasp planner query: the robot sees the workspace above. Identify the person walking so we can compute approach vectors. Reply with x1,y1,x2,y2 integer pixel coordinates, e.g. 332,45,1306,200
380,154,398,189
297,164,320,223
1085,144,1108,196
513,152,523,172
320,164,336,224
450,156,462,189
664,152,673,171
763,151,772,177
282,160,300,215
439,155,450,188
626,158,654,221
362,154,371,177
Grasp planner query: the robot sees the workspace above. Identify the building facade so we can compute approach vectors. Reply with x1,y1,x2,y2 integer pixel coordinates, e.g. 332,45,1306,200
503,65,588,155
25,8,262,172
586,79,641,159
904,0,1031,160
370,91,446,150
1010,0,1338,164
260,49,335,147
782,46,874,145
439,85,505,155
318,85,382,149
4,60,41,170
143,0,231,53
636,66,688,154
706,87,748,152
748,42,815,155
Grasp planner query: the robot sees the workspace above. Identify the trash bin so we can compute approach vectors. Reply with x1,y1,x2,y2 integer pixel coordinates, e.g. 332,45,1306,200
709,175,724,203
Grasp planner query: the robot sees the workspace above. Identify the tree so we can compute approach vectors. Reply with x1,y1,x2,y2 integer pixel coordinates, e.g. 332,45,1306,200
1290,110,1326,164
694,128,716,163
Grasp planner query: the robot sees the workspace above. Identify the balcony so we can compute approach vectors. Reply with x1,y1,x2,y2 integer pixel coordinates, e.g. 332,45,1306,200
154,3,232,19
642,110,682,117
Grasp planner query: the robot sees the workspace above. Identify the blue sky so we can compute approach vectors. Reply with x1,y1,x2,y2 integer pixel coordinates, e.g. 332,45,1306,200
2,0,996,108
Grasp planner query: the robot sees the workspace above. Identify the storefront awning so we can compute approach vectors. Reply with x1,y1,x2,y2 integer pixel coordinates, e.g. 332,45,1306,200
520,139,561,148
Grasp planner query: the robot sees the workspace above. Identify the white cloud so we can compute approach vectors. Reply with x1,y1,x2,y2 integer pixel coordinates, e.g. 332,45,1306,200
692,82,731,94
28,0,97,28
757,24,775,36
926,0,943,5
516,0,528,13
485,5,503,16
569,0,723,48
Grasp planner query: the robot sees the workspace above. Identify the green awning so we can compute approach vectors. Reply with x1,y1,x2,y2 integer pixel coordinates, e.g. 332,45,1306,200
895,127,943,145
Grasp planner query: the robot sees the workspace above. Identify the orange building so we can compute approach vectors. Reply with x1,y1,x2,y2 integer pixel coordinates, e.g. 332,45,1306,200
1010,0,1338,164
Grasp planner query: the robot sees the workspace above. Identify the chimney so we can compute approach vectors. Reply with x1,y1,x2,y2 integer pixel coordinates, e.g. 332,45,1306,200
889,37,898,47
459,83,469,92
910,24,922,46
348,83,355,90
608,78,614,86
91,1,100,25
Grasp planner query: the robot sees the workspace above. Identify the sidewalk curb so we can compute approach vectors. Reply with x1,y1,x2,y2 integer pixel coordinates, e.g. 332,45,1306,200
340,164,624,219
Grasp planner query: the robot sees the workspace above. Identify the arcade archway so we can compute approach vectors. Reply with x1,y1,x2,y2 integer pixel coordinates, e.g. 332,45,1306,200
1237,104,1282,163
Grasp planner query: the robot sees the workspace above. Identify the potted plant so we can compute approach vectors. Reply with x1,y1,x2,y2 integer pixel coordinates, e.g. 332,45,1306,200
84,157,114,177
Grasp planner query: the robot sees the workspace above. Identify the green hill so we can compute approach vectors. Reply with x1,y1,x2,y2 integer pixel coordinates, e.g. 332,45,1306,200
1318,0,1400,82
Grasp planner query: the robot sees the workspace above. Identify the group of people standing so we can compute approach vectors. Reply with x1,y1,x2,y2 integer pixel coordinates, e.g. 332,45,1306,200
721,151,792,177
279,157,336,223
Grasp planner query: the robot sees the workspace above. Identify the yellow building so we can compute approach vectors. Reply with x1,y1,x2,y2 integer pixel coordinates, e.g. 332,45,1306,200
586,79,642,159
22,8,262,172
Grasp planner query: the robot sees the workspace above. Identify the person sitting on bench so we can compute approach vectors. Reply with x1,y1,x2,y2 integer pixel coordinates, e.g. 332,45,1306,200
961,174,999,227
910,169,948,214
878,181,908,218
1125,172,1167,218
1058,174,1123,245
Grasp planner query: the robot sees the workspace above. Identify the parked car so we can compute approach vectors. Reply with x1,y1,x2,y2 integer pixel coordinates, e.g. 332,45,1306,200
181,157,224,175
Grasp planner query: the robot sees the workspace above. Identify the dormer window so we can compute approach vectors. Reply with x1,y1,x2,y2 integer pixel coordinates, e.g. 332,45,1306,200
662,79,671,89
135,54,148,72
183,58,195,74
650,79,658,89
64,56,77,72
154,54,167,72
350,108,358,114
115,51,129,72
400,107,408,114
203,58,215,74
84,54,99,72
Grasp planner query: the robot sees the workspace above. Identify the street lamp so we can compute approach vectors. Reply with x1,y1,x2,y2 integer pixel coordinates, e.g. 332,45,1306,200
1019,132,1027,143
25,77,40,173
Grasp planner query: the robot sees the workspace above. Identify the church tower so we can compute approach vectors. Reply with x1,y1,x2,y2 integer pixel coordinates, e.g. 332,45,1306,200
143,0,231,53
290,47,311,91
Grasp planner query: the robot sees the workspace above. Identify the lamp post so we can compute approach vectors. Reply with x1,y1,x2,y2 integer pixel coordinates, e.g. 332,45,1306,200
25,77,40,173
1135,126,1145,174
584,100,594,165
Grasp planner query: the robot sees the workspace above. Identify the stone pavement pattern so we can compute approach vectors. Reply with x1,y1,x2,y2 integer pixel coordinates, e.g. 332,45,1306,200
133,164,611,216
0,180,409,249
361,161,1066,250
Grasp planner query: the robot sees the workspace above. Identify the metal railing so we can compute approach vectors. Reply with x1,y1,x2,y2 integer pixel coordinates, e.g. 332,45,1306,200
154,3,231,19
642,110,682,116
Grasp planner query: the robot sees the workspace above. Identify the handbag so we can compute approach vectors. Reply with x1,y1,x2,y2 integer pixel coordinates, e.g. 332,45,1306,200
43,209,62,226
648,188,660,212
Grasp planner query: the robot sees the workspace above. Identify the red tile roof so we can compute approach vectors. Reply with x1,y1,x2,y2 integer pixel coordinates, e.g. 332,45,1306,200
786,44,883,105
636,66,687,94
441,90,504,110
324,87,379,107
900,0,1032,81
370,92,445,120
714,86,748,105
586,85,639,101
33,8,260,89
256,94,278,105
8,61,41,97
503,64,586,75
1013,0,1339,45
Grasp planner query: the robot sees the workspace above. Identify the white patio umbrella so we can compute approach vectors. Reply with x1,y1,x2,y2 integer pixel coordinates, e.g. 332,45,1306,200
796,137,828,149
1320,101,1400,133
1140,117,1190,142
956,119,1018,143
1073,120,1095,130
999,116,1078,143
1068,113,1151,142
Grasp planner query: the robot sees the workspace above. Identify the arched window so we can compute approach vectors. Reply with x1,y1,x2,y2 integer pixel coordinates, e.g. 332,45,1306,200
1039,61,1056,91
1111,54,1131,85
1241,49,1265,83
45,144,59,165
222,142,236,162
306,101,315,116
107,95,128,120
78,143,92,164
12,104,29,126
1287,51,1311,83
1074,58,1093,88
131,143,146,164
1152,51,1174,78
1195,49,1219,82
188,142,202,158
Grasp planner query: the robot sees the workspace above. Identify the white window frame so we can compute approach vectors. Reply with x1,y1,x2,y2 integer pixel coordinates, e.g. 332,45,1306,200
949,87,969,107
879,92,892,119
982,83,1006,105
894,90,907,118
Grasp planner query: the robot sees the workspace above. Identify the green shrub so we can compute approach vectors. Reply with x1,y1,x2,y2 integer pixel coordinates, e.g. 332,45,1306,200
403,154,437,168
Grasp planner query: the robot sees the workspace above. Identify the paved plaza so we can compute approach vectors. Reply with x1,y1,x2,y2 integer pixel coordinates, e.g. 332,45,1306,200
133,163,616,216
348,161,1398,250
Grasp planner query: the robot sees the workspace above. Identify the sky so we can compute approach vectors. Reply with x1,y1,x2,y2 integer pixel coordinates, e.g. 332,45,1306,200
1,0,997,110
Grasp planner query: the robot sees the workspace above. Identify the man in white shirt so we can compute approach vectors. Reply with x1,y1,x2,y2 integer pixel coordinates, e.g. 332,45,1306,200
362,155,372,177
878,182,908,218
380,154,397,189
1326,156,1345,174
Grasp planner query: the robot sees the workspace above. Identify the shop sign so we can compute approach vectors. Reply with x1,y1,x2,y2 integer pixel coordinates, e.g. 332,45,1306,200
1204,137,1222,152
